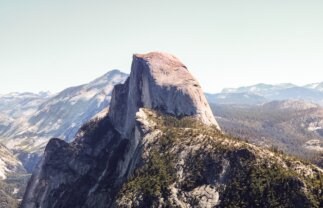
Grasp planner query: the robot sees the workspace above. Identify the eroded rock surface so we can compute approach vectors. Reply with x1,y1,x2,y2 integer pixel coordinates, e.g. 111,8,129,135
109,52,219,137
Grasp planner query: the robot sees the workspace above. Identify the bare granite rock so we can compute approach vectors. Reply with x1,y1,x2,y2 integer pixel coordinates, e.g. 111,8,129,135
109,52,220,137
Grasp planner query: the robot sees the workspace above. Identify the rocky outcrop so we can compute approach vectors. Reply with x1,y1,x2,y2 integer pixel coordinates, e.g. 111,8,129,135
21,52,220,208
109,52,219,137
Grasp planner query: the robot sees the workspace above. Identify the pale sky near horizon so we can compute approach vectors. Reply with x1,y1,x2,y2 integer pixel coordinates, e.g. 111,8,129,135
0,0,322,94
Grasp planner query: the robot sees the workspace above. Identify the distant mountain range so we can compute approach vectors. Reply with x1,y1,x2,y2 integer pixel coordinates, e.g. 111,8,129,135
206,82,323,106
0,70,128,172
0,91,52,119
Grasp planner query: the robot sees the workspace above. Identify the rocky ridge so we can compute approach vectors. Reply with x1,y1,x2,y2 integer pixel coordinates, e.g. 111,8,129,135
108,52,219,138
208,83,323,106
117,109,322,207
0,70,127,172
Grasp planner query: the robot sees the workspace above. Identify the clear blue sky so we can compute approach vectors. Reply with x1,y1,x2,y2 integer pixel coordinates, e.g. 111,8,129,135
0,0,322,94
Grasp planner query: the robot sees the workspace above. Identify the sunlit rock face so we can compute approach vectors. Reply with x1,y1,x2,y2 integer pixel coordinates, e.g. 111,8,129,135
109,52,220,137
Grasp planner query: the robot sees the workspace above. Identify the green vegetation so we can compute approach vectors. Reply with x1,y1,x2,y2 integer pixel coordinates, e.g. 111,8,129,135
0,181,19,208
118,109,323,207
220,160,322,208
209,103,323,168
0,172,31,208
119,150,176,207
118,127,178,207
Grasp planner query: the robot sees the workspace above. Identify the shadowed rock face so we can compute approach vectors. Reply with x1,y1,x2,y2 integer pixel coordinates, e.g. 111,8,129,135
109,52,219,137
21,52,219,208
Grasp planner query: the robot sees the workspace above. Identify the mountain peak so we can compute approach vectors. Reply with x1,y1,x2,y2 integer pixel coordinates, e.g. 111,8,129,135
109,52,219,136
87,69,128,88
134,51,186,68
102,69,127,78
133,52,193,88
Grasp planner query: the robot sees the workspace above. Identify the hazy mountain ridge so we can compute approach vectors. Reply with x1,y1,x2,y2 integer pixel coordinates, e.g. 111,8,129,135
206,92,268,105
210,100,323,166
305,82,323,92
208,82,323,106
0,92,52,119
0,71,128,207
0,92,52,135
0,70,128,172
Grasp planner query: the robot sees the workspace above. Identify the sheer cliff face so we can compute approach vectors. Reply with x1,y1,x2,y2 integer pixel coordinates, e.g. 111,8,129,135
109,52,219,137
21,52,220,208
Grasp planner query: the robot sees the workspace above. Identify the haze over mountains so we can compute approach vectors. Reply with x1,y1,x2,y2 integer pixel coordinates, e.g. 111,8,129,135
206,82,323,106
0,70,128,206
210,100,323,164
0,70,127,172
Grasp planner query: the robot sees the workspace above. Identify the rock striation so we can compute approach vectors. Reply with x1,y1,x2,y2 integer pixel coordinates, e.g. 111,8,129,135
109,52,219,137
